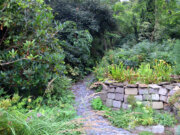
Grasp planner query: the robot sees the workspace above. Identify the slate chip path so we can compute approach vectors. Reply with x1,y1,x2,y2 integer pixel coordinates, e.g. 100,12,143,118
72,75,137,135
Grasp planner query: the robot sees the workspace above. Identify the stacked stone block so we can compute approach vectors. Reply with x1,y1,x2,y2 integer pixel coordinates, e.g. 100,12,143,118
100,81,180,110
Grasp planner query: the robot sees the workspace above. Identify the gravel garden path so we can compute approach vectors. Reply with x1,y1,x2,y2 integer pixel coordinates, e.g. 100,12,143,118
72,75,137,135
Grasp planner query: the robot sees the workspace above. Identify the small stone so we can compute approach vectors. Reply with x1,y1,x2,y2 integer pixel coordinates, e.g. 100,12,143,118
168,90,176,96
159,88,168,95
175,125,180,135
127,84,138,88
152,125,164,133
124,95,128,103
135,126,152,132
149,89,158,94
115,87,124,93
151,94,160,101
160,95,168,103
158,82,170,86
139,84,148,88
125,88,138,95
115,94,124,101
173,86,180,91
122,103,129,109
139,89,149,94
164,103,171,112
167,96,171,103
143,101,151,107
109,85,116,88
152,102,164,109
102,84,108,91
173,83,180,87
107,93,115,99
123,81,128,85
104,80,114,85
149,84,161,89
100,91,107,101
108,88,115,92
106,99,113,107
112,83,124,87
164,85,174,90
143,95,152,100
134,95,143,101
174,102,180,109
113,100,121,108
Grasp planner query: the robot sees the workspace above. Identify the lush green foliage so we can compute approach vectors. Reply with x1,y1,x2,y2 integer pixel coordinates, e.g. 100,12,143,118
0,0,180,134
91,97,104,110
94,40,179,82
111,0,180,44
174,40,180,74
95,60,172,84
49,0,116,36
107,101,177,129
0,107,80,135
91,97,109,111
153,112,176,126
0,88,80,135
0,0,68,96
0,0,81,134
46,0,117,78
58,21,93,79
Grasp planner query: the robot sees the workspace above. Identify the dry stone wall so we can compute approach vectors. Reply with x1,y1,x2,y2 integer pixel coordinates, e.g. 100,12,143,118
100,81,180,110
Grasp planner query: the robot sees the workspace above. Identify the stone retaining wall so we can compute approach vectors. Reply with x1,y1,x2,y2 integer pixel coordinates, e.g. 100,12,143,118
100,81,180,110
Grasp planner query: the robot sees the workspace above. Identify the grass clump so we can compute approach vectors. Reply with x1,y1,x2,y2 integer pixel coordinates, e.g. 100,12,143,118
0,107,81,135
107,60,172,84
139,131,154,135
91,97,109,111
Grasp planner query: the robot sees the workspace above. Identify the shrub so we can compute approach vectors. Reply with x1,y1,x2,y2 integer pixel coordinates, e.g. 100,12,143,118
0,94,43,112
58,21,93,80
47,0,117,78
0,0,68,96
91,97,104,111
174,40,180,74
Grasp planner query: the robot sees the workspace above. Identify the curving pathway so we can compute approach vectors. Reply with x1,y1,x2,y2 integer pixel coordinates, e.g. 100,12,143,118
72,75,137,135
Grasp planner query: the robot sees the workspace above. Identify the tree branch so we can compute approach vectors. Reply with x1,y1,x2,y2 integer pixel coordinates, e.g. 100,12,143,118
0,58,28,66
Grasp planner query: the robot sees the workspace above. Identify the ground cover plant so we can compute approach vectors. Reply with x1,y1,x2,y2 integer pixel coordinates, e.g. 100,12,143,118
91,98,177,129
95,59,172,84
0,88,81,135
